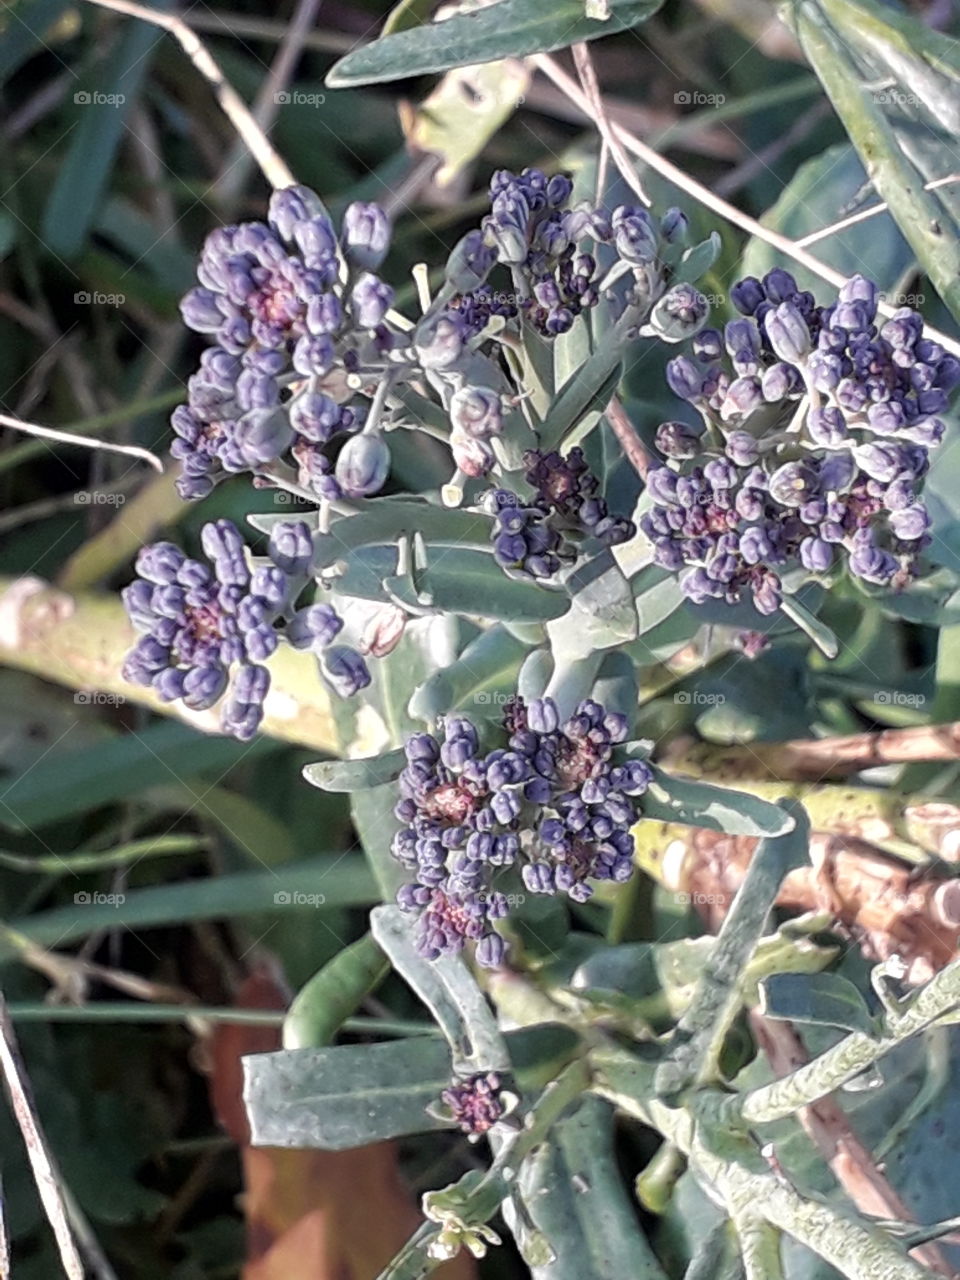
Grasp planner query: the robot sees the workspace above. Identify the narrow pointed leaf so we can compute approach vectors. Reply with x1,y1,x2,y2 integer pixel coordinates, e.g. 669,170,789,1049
302,747,407,793
641,768,795,838
327,0,664,88
760,971,879,1038
371,904,509,1073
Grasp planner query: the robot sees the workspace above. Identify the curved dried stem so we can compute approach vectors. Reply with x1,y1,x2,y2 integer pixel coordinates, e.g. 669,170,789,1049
81,0,294,190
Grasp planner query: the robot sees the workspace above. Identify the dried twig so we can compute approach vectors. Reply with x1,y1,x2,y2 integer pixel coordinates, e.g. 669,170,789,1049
0,989,84,1279
0,413,162,472
797,174,960,248
213,0,325,203
750,1013,954,1276
81,0,294,190
605,396,652,478
571,44,649,206
694,721,960,780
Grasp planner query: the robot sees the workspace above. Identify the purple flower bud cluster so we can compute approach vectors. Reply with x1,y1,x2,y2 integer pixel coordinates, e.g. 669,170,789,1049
440,1072,506,1137
392,697,651,965
441,168,680,340
485,448,635,580
525,447,635,545
643,271,957,612
122,519,370,738
173,186,396,501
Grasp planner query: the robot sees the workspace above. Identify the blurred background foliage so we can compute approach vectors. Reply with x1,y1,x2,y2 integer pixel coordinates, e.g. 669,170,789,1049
0,0,958,1275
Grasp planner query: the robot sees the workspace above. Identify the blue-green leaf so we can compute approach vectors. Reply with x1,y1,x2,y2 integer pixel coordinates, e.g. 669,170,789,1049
327,0,664,88
244,1023,580,1149
641,768,795,838
370,904,509,1073
302,748,407,793
760,971,879,1038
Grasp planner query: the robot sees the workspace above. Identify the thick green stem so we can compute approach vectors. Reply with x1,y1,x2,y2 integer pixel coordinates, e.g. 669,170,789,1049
593,1046,935,1280
734,956,960,1124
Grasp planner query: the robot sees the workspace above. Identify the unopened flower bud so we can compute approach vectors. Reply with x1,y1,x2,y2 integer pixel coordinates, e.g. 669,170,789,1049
444,230,497,292
655,420,701,460
335,432,391,497
449,386,503,439
764,301,811,364
415,314,464,370
611,205,658,264
361,604,407,657
322,645,371,697
341,201,391,270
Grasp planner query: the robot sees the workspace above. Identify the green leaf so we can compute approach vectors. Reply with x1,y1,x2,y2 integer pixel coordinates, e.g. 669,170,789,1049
641,768,795,838
0,720,280,833
338,545,570,622
314,501,494,568
739,142,912,295
350,784,407,899
550,549,638,662
780,594,839,659
404,59,529,185
9,856,376,953
503,1098,669,1278
760,971,879,1037
672,233,722,286
382,0,435,35
408,623,532,722
302,747,407,793
245,1034,452,1149
788,0,960,320
284,933,389,1049
0,833,204,875
244,1023,580,1150
327,0,664,88
538,343,625,453
41,0,174,257
370,904,509,1073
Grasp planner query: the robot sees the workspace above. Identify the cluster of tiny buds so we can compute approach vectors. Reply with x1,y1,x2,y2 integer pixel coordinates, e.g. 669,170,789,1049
486,447,636,581
392,695,650,965
439,1072,510,1138
438,167,686,344
642,271,956,614
121,518,370,739
173,185,397,502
